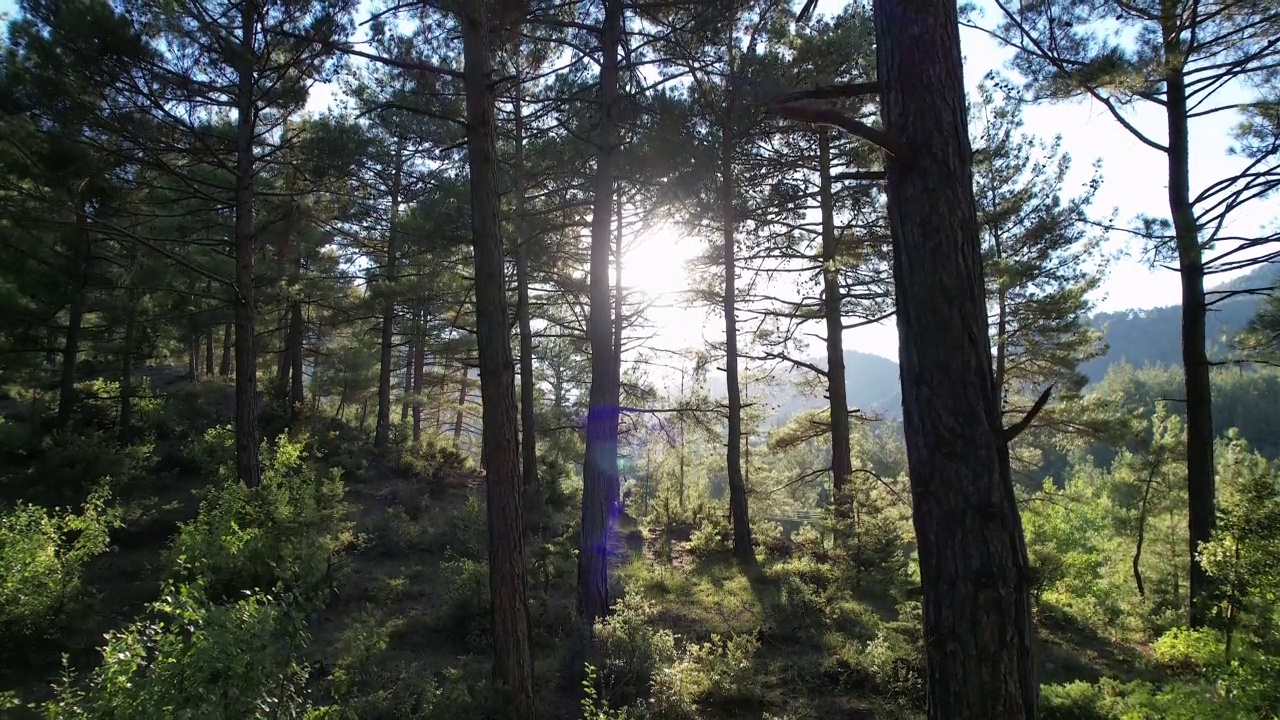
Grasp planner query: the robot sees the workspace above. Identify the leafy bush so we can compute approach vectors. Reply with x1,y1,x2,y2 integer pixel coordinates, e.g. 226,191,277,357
433,496,487,560
593,595,678,709
29,429,153,501
38,580,312,720
687,513,731,560
1152,627,1226,671
394,434,471,479
0,484,119,641
680,632,762,710
166,433,352,603
439,554,489,647
1040,679,1132,720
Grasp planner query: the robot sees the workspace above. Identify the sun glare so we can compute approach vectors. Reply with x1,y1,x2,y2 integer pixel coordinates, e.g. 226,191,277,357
622,222,700,301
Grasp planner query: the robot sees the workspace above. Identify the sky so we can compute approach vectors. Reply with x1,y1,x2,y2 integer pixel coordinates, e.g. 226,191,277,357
1,0,1273,372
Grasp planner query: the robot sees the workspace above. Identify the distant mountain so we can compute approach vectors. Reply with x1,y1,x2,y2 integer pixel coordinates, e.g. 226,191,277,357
724,265,1277,425
708,349,902,424
1079,264,1277,382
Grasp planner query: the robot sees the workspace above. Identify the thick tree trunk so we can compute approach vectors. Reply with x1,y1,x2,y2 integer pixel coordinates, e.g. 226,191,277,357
819,130,852,498
873,1,1036,717
460,5,534,715
1164,62,1215,628
513,93,538,490
721,44,753,564
233,1,262,488
374,143,404,449
56,198,92,431
579,0,623,627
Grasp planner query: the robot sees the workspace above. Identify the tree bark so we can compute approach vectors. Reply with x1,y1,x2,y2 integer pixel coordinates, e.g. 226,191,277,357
205,325,215,378
402,331,414,425
579,0,623,626
119,283,137,444
721,37,753,564
460,4,534,715
454,368,468,446
233,0,262,488
1163,53,1215,629
288,292,304,424
56,195,92,431
819,129,852,498
873,1,1036,717
412,300,426,443
219,322,233,377
374,140,405,449
513,91,538,490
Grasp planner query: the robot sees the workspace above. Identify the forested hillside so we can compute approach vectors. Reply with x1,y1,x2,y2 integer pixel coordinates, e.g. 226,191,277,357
1078,265,1279,382
2,2,1280,720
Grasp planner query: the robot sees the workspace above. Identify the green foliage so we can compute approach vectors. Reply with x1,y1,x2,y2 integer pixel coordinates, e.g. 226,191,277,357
0,484,119,640
166,433,353,603
593,595,679,709
686,512,731,560
1200,431,1280,645
38,581,312,720
438,554,489,646
22,429,153,501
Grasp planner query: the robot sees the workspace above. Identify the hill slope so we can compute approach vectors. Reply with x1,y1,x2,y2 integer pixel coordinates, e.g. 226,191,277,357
750,265,1277,423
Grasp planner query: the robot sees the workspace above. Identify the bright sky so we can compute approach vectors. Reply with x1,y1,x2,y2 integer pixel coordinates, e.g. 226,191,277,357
3,0,1272,372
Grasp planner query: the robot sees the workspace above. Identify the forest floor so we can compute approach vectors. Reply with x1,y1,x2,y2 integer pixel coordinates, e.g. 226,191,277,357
2,422,1161,719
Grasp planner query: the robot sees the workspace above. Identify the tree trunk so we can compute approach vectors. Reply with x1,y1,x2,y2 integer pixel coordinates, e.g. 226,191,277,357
513,92,538,490
402,332,414,425
721,39,753,564
460,5,534,715
454,368,468,446
1164,59,1215,629
289,295,304,424
205,325,215,378
375,141,405,449
189,333,199,382
56,197,92,431
233,0,262,488
580,0,622,627
413,300,426,443
220,322,233,377
873,1,1036,717
119,283,137,444
614,193,624,382
819,129,852,498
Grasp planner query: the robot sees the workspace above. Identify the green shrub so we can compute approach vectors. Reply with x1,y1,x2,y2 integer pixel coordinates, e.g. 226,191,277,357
433,496,487,560
166,433,352,603
38,580,312,720
29,429,153,500
0,484,119,640
1152,626,1226,671
687,513,731,560
593,595,678,709
681,632,762,709
1040,679,1129,720
764,574,824,640
439,554,489,647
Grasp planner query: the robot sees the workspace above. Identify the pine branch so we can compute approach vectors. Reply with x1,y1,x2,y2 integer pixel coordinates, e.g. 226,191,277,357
1003,385,1053,442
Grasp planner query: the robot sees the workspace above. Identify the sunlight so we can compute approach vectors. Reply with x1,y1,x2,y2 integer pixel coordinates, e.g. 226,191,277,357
621,222,701,301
